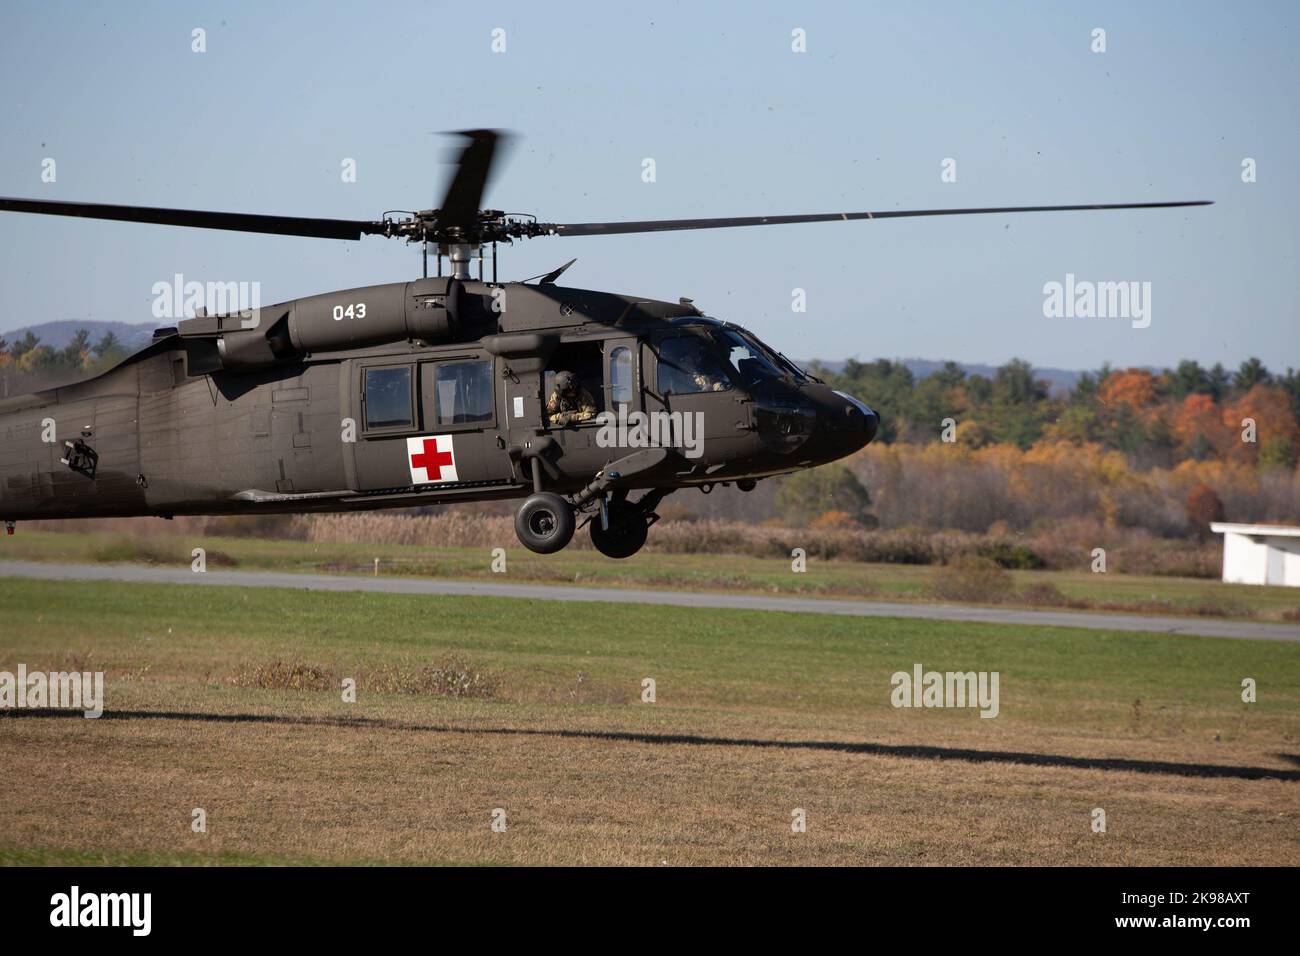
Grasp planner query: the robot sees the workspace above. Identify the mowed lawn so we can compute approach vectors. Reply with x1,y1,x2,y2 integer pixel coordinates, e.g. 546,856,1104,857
7,528,1300,620
0,578,1297,866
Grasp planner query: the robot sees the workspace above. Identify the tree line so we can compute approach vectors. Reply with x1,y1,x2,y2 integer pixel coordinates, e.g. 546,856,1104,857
817,356,1300,469
0,329,133,394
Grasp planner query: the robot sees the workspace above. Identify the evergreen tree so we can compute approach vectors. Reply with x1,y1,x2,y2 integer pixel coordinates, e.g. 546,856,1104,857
1233,357,1272,393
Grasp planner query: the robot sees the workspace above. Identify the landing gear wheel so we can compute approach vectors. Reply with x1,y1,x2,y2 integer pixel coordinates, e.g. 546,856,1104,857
590,500,649,559
514,493,576,554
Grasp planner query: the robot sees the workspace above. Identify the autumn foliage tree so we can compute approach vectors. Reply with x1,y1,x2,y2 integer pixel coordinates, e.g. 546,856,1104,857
1171,393,1233,460
1098,368,1159,411
775,463,872,526
1223,384,1298,466
1184,483,1225,540
823,354,1297,475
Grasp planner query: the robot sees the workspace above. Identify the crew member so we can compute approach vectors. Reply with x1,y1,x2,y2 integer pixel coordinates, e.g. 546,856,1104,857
546,370,597,426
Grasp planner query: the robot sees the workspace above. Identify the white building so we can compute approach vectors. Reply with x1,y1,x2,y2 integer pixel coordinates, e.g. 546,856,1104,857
1210,523,1300,587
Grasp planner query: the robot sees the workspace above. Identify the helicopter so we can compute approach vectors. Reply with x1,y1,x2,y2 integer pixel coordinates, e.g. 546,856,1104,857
0,130,1209,558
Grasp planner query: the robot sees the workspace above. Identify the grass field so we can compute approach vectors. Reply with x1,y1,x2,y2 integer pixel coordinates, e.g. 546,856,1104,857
5,528,1299,621
0,577,1297,866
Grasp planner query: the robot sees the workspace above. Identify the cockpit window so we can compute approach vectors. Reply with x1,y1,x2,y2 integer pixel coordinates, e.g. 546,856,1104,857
767,346,812,381
714,330,782,388
724,327,809,382
656,325,802,394
657,333,731,394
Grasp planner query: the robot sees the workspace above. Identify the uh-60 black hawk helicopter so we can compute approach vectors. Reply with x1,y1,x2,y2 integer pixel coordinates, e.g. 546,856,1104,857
0,130,1208,558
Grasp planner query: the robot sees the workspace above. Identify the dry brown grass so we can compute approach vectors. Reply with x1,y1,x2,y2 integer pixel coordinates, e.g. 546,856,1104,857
1,576,1294,866
2,688,1295,866
228,661,334,692
228,658,501,699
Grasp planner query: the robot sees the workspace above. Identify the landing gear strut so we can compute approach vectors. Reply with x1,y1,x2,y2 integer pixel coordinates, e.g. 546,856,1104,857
512,480,672,558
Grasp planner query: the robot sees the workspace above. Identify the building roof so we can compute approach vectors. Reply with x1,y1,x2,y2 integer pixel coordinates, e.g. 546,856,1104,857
1211,522,1300,538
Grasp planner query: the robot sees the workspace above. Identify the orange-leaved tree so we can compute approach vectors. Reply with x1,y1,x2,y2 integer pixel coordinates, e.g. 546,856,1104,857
1185,483,1225,540
1222,384,1298,466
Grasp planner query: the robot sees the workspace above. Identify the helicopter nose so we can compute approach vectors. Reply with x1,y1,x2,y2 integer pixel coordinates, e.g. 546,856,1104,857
753,387,877,461
861,406,879,444
861,406,879,443
830,391,879,448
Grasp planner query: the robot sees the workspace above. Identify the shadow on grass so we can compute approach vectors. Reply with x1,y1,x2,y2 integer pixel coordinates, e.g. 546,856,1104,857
7,708,1299,782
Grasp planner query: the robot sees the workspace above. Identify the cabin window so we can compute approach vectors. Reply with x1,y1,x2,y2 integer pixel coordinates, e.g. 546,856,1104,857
432,360,494,426
364,365,413,429
610,346,632,408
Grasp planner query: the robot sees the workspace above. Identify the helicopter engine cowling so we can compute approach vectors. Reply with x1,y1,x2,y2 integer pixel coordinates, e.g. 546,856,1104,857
178,277,465,370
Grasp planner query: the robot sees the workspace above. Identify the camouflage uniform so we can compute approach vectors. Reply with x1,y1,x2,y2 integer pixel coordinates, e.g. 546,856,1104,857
692,371,727,392
546,372,597,426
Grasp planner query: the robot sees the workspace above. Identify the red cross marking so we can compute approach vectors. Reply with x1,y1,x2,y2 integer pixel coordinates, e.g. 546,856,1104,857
410,438,454,480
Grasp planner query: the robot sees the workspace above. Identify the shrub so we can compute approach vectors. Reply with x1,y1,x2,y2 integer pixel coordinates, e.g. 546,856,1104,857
90,535,178,565
928,556,1014,603
977,540,1047,570
1017,581,1073,607
810,509,860,530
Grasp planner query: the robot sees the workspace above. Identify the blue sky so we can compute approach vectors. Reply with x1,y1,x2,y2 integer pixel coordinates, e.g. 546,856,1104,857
0,0,1295,371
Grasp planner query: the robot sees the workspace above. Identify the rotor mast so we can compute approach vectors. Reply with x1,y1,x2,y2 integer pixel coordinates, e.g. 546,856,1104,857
444,242,477,280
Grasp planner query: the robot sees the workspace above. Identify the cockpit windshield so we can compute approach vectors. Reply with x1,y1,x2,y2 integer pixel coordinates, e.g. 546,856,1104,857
729,328,811,383
656,323,806,395
713,329,783,388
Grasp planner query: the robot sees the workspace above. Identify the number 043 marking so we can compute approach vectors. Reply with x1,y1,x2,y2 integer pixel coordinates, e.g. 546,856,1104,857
332,302,367,321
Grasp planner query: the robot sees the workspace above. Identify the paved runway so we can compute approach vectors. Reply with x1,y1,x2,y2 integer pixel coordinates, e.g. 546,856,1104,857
1,559,1297,642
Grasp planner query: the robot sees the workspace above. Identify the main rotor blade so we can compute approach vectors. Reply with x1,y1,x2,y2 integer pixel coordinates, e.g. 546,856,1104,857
436,129,503,231
0,196,381,240
549,200,1213,237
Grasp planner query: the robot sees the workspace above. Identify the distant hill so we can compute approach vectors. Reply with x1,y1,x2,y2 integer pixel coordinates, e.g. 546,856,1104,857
1,319,155,352
805,358,1082,395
